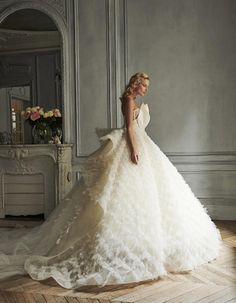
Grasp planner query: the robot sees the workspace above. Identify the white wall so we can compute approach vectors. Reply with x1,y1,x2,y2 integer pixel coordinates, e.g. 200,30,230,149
126,0,236,153
75,0,108,156
0,0,235,219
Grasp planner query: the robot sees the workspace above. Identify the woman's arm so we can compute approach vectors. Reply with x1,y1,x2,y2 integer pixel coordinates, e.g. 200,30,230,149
123,97,139,164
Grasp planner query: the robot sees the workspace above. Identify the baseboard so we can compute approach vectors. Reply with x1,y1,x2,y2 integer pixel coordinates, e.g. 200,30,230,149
205,205,236,221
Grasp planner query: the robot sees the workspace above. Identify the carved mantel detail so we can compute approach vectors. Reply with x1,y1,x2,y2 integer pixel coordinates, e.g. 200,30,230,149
0,144,73,218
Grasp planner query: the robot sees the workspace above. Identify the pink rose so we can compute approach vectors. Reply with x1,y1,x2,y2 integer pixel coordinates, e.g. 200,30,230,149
24,112,31,119
54,109,61,117
30,111,41,121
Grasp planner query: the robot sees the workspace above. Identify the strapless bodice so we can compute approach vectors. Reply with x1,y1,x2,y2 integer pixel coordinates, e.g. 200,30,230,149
95,103,150,142
133,102,150,130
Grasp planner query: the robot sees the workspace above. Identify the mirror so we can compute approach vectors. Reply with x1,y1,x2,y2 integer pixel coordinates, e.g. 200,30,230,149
0,9,62,144
0,85,30,144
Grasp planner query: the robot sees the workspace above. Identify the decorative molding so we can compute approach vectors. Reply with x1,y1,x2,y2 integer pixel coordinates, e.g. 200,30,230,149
56,144,73,203
75,0,116,157
73,0,127,157
115,0,122,127
0,145,57,162
0,144,73,217
0,168,45,216
74,0,81,158
0,62,32,80
205,205,236,220
105,0,128,129
164,151,236,221
8,147,29,159
166,151,236,166
0,0,66,20
0,168,45,217
64,0,75,147
123,0,128,88
4,161,35,175
105,0,113,129
0,1,16,10
0,29,61,52
116,0,128,127
74,149,236,162
57,144,72,162
105,0,124,129
0,47,60,56
47,0,66,19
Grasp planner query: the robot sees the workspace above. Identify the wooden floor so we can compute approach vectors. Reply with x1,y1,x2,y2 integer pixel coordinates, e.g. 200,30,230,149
0,220,235,303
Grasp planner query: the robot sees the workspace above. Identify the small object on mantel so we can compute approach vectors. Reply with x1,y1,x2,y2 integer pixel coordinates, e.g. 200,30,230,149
53,135,61,144
0,132,12,145
49,136,62,144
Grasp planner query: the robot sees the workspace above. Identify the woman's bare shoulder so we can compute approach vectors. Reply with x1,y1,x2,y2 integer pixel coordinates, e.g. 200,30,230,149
122,96,137,111
122,97,134,116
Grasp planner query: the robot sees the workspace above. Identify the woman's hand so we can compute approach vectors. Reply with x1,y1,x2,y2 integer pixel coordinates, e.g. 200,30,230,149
130,150,139,165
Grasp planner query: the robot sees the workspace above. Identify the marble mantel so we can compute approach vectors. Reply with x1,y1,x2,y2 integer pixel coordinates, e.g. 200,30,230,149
0,144,73,218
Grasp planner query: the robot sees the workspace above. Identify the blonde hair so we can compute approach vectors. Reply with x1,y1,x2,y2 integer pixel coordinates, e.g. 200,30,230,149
120,72,149,102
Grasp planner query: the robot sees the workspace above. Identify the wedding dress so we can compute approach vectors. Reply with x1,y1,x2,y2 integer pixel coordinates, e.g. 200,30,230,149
0,102,223,289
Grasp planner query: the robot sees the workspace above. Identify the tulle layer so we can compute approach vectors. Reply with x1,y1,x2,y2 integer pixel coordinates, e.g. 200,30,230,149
0,106,223,288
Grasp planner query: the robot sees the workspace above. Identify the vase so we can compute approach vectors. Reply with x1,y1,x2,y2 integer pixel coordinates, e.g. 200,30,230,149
32,123,52,144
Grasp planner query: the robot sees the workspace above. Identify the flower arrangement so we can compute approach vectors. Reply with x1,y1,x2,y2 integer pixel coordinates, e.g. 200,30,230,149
22,106,62,123
22,106,62,144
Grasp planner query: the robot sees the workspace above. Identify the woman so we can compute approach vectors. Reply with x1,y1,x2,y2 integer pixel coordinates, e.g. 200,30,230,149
0,72,223,289
120,72,150,164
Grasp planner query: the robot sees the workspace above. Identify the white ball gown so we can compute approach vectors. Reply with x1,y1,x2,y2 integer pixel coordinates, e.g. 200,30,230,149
0,102,223,289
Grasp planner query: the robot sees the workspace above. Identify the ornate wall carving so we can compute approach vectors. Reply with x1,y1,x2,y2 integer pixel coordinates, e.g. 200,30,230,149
0,0,66,20
0,144,73,218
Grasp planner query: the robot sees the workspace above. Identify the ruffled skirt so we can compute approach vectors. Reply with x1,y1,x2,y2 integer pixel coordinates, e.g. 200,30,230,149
0,126,223,288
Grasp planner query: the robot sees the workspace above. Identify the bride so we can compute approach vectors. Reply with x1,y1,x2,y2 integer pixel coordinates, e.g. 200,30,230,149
0,72,223,289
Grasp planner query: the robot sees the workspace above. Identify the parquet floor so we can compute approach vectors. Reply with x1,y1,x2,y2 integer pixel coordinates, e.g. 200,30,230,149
0,220,235,303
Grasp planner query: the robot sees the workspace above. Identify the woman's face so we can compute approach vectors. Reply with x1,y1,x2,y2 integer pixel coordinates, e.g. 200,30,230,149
136,79,149,97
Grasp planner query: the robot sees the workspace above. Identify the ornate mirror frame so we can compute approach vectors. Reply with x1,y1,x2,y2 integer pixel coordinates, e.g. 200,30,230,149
0,1,73,144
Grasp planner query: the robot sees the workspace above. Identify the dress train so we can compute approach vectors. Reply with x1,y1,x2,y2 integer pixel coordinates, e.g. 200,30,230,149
0,102,223,288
